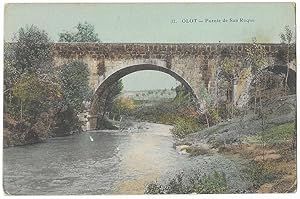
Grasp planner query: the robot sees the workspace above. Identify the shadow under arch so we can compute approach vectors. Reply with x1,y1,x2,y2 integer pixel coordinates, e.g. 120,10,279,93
88,64,198,129
251,65,296,94
264,65,296,94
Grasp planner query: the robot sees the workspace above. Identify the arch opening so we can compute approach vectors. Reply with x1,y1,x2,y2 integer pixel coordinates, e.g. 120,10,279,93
88,64,199,130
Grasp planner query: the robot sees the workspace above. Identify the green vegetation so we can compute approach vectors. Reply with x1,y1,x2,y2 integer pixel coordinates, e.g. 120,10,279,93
111,96,135,119
59,61,90,112
265,122,295,142
245,122,295,145
98,80,124,129
191,171,228,194
4,25,61,146
145,171,228,194
242,161,278,190
59,21,100,42
171,117,200,139
125,84,203,138
3,24,95,146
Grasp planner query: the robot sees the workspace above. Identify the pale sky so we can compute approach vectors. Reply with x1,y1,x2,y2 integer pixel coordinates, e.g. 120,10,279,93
4,3,296,90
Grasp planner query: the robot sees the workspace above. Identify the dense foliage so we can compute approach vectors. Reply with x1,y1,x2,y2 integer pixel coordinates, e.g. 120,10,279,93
59,61,90,111
4,25,92,146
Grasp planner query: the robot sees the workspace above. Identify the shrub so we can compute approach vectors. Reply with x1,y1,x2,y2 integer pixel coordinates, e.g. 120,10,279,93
145,170,228,194
191,171,228,194
171,116,201,138
242,161,278,189
186,146,210,156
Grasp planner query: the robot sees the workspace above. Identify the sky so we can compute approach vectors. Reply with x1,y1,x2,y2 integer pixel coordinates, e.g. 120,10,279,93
4,3,296,90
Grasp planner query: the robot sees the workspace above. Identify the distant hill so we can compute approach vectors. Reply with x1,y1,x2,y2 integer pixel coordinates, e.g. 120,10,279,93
121,89,176,101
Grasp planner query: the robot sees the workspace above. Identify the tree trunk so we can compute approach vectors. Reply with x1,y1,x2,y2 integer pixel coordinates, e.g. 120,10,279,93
205,112,210,128
20,100,23,121
285,43,290,94
254,89,257,114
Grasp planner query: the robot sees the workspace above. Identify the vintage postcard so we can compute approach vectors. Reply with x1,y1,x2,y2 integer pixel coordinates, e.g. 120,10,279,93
2,2,297,195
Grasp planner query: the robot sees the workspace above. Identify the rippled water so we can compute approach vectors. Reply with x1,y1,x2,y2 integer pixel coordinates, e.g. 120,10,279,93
3,122,249,195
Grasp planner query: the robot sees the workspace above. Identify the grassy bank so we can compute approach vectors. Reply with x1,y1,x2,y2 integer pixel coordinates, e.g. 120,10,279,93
221,122,296,193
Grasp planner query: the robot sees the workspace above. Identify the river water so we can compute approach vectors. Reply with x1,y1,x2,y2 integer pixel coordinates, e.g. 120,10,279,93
3,122,249,195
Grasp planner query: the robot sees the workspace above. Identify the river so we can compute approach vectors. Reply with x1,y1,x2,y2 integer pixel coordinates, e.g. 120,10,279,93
3,122,249,195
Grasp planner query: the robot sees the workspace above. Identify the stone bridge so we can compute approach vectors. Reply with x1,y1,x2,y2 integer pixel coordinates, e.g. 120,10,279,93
52,43,293,130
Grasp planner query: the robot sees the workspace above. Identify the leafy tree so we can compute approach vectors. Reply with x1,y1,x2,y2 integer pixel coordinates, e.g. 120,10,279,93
4,44,18,89
280,25,294,44
4,44,19,113
245,38,267,74
13,25,53,74
59,61,90,112
59,21,100,42
4,25,54,120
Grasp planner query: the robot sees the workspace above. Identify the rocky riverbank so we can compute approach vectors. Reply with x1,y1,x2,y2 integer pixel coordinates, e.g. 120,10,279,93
174,94,296,193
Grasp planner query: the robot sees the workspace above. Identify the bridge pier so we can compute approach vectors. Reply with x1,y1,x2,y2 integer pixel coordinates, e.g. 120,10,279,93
87,115,99,130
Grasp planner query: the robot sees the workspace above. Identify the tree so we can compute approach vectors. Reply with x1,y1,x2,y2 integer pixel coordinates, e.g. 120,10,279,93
245,38,267,112
219,57,237,118
245,38,267,74
199,83,213,127
4,43,19,113
59,61,90,112
59,22,100,42
4,25,55,120
13,25,53,74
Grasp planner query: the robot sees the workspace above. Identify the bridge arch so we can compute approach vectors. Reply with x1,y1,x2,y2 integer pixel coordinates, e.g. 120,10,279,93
88,63,198,130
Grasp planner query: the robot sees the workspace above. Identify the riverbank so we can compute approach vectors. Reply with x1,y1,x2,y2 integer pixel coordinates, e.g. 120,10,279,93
175,94,296,193
3,113,81,148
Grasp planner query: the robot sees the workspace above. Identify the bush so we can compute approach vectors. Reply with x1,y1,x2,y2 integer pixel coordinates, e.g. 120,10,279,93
186,146,210,156
145,170,228,194
171,117,201,138
52,106,82,136
242,161,278,189
191,171,228,194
